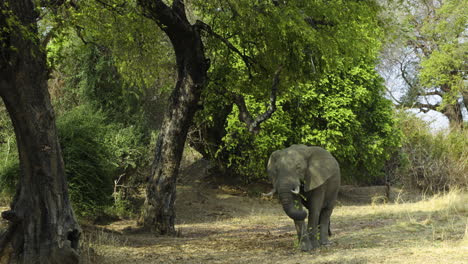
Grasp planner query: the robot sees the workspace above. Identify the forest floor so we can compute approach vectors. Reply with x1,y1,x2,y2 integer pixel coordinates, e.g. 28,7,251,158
79,155,467,264
1,157,467,264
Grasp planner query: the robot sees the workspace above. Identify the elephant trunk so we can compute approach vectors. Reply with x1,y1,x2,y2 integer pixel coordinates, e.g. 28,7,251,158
278,187,307,221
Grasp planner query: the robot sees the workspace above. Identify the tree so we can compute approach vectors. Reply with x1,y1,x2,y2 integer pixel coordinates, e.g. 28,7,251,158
380,0,467,128
135,0,282,234
135,0,209,234
189,0,400,184
0,0,80,263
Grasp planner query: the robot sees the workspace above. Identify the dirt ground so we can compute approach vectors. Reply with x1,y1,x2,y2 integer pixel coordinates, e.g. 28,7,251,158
77,158,467,264
1,157,467,264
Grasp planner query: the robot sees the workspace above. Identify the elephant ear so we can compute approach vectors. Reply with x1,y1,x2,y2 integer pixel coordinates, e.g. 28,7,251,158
267,150,279,190
304,158,338,192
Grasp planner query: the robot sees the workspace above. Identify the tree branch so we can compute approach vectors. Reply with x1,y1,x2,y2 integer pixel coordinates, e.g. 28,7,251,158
399,60,416,91
234,66,283,133
384,86,403,105
172,0,189,24
195,20,257,74
414,102,439,113
419,90,443,97
304,17,334,29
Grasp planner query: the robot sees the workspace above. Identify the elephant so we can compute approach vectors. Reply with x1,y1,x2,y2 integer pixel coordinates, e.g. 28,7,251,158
267,144,341,251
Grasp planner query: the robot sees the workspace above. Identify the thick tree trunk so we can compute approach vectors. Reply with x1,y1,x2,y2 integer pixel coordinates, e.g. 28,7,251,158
137,0,209,234
0,1,80,263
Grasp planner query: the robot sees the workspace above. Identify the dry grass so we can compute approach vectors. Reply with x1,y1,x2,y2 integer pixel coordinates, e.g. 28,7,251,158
79,186,468,264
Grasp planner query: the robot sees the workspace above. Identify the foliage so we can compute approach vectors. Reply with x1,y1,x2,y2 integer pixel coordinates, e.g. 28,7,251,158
56,105,115,217
49,34,144,127
379,0,467,125
393,111,468,192
0,104,148,217
58,104,150,217
44,0,175,137
43,0,174,88
215,64,401,184
0,106,17,197
417,0,467,104
192,0,400,184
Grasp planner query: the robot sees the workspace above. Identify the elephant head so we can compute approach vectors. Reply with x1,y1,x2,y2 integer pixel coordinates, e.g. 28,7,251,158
275,167,307,220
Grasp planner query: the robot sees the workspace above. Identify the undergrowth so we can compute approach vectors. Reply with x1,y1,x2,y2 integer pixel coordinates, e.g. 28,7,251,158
391,112,467,192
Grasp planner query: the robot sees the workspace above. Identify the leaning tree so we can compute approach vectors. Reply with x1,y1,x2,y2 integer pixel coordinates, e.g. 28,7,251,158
136,0,281,234
136,0,210,234
0,0,80,263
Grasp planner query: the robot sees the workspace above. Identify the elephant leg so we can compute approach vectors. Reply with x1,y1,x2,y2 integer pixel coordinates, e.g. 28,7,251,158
292,195,312,251
319,206,334,245
294,220,312,251
307,188,325,249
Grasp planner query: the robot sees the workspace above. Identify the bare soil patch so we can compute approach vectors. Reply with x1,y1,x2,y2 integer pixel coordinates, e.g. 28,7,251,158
79,178,467,264
1,156,467,263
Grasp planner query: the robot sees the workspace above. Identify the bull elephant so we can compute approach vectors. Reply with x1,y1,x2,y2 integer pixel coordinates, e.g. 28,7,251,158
267,144,341,251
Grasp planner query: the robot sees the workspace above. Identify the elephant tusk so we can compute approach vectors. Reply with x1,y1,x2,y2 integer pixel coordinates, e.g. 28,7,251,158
262,189,276,197
291,186,300,194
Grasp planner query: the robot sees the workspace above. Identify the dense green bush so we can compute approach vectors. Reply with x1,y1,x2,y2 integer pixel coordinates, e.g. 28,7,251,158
56,105,115,217
58,104,148,217
393,112,468,192
0,104,148,217
196,64,402,184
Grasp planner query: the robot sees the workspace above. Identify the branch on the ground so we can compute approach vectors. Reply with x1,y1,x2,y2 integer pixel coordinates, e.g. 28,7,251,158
234,66,283,133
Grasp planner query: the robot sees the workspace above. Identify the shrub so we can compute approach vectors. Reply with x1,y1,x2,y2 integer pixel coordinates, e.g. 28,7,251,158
57,105,116,217
0,106,18,198
197,64,402,185
0,104,149,218
0,158,19,197
393,112,468,192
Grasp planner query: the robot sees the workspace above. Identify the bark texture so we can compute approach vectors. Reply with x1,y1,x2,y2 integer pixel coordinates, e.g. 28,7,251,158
137,0,209,234
0,1,80,263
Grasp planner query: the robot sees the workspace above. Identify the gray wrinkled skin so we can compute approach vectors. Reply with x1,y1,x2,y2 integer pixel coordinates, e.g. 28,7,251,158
267,144,341,251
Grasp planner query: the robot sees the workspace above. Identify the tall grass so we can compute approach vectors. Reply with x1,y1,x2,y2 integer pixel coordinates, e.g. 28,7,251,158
394,112,467,192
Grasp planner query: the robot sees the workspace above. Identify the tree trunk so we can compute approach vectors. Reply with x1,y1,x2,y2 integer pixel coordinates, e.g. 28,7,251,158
442,102,464,129
0,0,80,263
137,0,209,234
